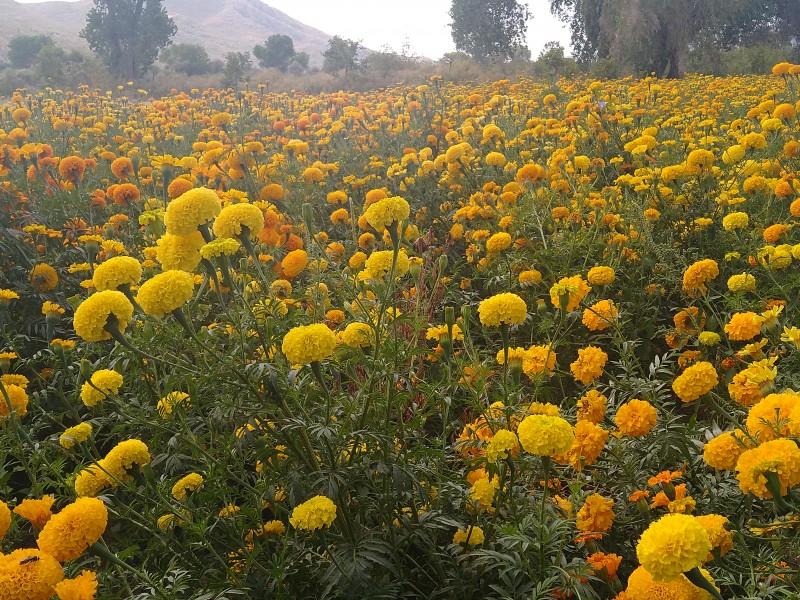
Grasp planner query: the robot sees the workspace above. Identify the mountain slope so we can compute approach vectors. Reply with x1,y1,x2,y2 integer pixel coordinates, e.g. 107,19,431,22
0,0,332,66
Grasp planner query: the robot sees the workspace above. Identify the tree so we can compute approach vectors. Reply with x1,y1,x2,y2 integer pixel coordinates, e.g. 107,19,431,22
253,34,296,72
222,52,252,89
160,44,213,76
8,35,53,69
449,0,530,63
323,36,363,85
81,0,177,81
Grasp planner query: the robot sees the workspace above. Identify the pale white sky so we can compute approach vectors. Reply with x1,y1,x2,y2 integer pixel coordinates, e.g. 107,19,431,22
16,0,571,60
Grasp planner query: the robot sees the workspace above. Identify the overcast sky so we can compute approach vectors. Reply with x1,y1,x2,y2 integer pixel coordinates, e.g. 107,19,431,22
15,0,571,60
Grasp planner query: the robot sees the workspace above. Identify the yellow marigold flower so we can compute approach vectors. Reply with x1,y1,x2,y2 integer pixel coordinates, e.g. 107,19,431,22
102,439,151,483
74,464,112,498
157,391,190,418
587,266,615,286
453,525,485,545
136,270,194,317
200,238,240,260
164,188,222,236
469,475,499,510
735,438,800,498
486,231,512,253
496,346,527,366
517,414,574,457
339,322,374,348
362,196,410,232
682,259,719,296
698,331,720,346
477,292,527,327
703,430,750,471
672,361,718,402
59,422,92,449
281,249,308,279
0,549,64,600
746,393,799,441
14,496,55,530
570,346,608,385
172,473,204,501
625,565,717,600
722,212,749,231
30,263,59,292
0,500,10,541
557,420,608,470
695,515,733,560
0,288,20,303
636,513,711,581
576,494,614,534
213,203,265,240
282,323,337,364
73,290,134,342
724,311,763,341
577,390,607,423
41,301,65,317
523,344,557,378
364,249,410,279
80,368,123,407
37,497,108,562
156,232,205,271
485,429,519,462
289,495,337,531
518,269,542,286
615,399,657,437
582,299,617,331
549,275,591,311
53,569,98,600
0,383,28,418
92,256,142,291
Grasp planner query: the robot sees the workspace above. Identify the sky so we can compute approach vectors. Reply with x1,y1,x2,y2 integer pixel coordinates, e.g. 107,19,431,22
15,0,572,61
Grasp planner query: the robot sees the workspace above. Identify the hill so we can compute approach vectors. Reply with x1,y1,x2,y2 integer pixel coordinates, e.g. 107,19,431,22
0,0,332,67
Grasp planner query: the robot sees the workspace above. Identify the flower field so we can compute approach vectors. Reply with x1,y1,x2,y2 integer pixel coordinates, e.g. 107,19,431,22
1,65,800,599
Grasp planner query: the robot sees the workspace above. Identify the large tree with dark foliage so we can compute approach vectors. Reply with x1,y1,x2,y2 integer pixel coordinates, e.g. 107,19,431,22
81,0,177,80
254,34,297,72
550,0,799,77
449,0,531,63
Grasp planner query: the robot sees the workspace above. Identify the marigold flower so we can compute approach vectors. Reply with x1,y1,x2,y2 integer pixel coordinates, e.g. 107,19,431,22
556,420,608,470
0,500,10,541
156,232,205,271
157,391,190,418
517,414,574,457
577,390,607,423
636,513,711,581
281,249,308,279
0,383,28,418
587,552,622,578
485,429,519,462
477,293,527,327
486,231,512,253
53,569,98,600
59,422,93,449
672,361,718,402
37,497,108,562
14,496,55,530
549,275,591,311
164,188,221,236
724,311,763,341
0,549,64,600
625,565,717,599
92,256,142,291
587,266,615,286
172,473,204,501
682,259,719,296
282,323,337,365
453,525,485,545
746,393,799,441
213,203,265,240
364,249,410,279
469,475,499,510
576,494,614,534
702,429,750,471
695,515,733,560
30,263,59,292
362,196,410,232
102,439,151,484
582,299,617,331
735,438,800,498
615,399,657,437
289,495,337,531
136,270,194,317
73,290,134,342
570,346,608,385
80,369,122,407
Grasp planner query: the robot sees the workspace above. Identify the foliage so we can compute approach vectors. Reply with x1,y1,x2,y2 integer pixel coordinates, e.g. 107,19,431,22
253,35,298,73
160,44,213,76
80,0,177,80
222,51,253,89
8,35,54,69
322,36,363,86
449,0,531,63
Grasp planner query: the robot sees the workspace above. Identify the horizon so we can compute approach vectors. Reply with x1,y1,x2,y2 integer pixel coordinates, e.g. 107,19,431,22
12,0,572,60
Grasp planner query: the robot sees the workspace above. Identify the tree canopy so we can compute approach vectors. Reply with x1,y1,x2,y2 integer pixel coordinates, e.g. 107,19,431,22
160,44,213,76
449,0,530,63
8,35,54,69
323,36,363,85
81,0,177,80
253,34,296,72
